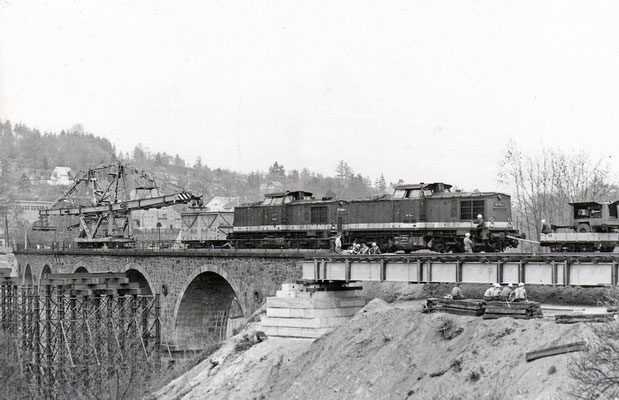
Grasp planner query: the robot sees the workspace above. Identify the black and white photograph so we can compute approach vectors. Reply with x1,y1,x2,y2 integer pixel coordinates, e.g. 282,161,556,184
1,1,618,399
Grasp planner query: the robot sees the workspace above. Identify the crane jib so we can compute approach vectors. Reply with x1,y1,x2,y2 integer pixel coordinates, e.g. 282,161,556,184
40,192,198,216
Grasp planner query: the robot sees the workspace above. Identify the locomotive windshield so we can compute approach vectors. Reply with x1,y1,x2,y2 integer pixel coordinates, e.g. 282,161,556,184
393,183,451,199
261,190,313,206
393,188,434,199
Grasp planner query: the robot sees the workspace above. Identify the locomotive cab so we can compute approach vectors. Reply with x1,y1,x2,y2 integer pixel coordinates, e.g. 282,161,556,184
393,182,452,199
260,190,313,206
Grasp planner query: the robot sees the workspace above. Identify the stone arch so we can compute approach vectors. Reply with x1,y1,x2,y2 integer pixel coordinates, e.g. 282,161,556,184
39,265,52,285
23,264,33,286
74,266,88,273
173,265,243,350
125,269,153,295
121,264,155,296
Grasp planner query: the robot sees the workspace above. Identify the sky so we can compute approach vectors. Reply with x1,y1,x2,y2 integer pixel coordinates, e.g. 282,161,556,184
1,0,619,192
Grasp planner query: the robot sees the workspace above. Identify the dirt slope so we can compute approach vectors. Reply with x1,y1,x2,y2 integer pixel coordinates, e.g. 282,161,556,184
152,300,592,400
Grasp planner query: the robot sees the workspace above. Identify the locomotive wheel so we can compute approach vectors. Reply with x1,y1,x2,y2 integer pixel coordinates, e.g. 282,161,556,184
577,224,591,233
431,241,447,253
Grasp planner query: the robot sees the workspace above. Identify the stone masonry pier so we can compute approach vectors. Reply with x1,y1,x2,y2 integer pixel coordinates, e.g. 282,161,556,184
14,249,306,351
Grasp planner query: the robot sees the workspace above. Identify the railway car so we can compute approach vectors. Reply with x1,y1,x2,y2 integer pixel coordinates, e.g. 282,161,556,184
539,200,619,252
180,207,234,248
231,183,520,252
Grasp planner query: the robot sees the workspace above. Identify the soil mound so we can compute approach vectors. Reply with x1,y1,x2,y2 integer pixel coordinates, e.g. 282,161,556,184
152,300,591,400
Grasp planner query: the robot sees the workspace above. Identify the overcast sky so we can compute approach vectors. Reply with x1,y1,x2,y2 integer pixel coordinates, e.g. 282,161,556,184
1,1,618,191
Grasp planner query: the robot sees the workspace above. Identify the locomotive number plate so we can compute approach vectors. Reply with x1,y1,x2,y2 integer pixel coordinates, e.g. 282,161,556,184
337,208,347,212
494,202,505,207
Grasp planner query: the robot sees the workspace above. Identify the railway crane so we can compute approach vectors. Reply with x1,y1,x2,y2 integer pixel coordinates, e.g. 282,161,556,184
37,161,201,248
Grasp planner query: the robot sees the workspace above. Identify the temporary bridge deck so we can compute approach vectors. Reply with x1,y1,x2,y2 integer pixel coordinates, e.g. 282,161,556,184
302,253,619,287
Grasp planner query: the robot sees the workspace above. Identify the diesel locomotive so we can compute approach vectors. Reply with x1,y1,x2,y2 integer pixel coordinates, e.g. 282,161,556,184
230,182,520,252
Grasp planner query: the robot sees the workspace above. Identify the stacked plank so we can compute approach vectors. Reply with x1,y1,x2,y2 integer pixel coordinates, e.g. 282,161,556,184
40,273,142,296
483,301,543,320
555,313,618,324
0,268,19,286
422,298,486,316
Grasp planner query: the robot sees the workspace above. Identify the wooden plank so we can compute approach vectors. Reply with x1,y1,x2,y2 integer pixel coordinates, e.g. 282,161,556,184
483,314,531,320
526,341,586,362
484,308,528,315
555,314,616,324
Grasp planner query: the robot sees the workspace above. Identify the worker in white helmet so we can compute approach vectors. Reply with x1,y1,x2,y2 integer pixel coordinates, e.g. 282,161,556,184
500,283,513,300
475,213,485,238
463,232,474,253
509,282,527,302
369,242,381,255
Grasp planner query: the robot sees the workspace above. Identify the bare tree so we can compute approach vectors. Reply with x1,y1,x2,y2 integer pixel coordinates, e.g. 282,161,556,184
498,142,617,250
569,320,619,399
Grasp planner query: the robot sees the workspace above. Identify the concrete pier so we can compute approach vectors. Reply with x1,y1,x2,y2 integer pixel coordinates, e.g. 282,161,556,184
261,283,366,339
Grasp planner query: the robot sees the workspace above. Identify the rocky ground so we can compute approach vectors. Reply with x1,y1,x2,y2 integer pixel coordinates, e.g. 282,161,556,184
150,295,595,400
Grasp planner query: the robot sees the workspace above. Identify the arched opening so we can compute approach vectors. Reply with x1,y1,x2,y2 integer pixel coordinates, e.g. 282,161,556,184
23,264,33,286
175,272,238,350
74,266,88,273
125,269,153,295
39,265,52,284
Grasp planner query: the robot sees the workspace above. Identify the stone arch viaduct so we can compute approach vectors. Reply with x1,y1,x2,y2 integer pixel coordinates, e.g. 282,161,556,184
14,250,304,351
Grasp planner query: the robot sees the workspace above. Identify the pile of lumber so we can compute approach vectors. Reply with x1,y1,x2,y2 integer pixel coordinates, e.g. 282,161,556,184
40,273,142,296
422,298,486,316
483,301,543,319
555,313,618,324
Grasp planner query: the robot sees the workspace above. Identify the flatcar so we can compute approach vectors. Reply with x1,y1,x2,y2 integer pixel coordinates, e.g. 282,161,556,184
540,200,619,252
230,183,520,252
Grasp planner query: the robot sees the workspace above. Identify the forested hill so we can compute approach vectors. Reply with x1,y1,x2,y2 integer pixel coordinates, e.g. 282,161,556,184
0,120,388,202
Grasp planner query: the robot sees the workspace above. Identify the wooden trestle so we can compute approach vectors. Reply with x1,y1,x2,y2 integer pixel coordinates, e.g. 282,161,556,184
0,270,161,399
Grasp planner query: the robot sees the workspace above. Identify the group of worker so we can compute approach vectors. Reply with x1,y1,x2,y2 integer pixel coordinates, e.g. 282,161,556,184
334,234,381,255
450,282,528,302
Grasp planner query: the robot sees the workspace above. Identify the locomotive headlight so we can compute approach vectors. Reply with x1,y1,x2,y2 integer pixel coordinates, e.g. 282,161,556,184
490,222,494,227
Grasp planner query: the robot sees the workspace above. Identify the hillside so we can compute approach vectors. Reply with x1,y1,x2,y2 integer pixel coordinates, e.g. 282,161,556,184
151,299,594,400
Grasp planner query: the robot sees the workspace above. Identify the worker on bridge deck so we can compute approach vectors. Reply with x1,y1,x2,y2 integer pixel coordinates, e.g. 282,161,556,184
369,242,381,255
334,234,343,254
463,233,473,253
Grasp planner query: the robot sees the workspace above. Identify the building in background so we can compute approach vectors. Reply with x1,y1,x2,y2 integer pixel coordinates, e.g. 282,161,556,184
13,200,54,224
47,167,74,185
204,196,245,211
